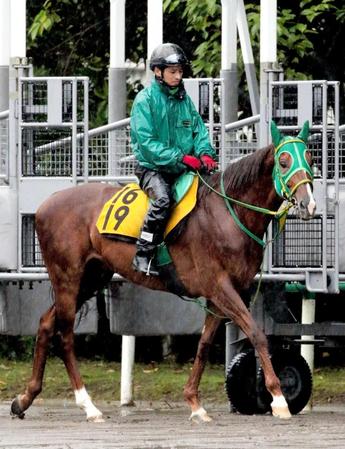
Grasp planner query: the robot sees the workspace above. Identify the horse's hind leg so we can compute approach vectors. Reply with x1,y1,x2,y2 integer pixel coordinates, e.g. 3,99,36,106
184,311,221,423
215,275,291,419
11,305,56,418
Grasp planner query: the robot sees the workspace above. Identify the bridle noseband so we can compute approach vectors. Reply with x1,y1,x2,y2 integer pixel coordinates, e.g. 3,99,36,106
273,138,314,200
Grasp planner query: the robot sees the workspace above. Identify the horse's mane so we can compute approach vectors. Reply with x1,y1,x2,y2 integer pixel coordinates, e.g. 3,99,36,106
199,144,274,199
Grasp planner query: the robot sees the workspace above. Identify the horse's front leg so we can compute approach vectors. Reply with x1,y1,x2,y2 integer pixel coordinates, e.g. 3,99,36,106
11,305,56,418
184,311,221,423
215,275,291,419
56,295,104,423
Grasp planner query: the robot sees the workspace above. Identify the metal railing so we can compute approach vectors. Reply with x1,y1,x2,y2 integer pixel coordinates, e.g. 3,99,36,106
0,109,9,182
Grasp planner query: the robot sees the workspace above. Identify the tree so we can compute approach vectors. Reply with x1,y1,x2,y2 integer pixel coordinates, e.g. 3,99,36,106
27,0,345,123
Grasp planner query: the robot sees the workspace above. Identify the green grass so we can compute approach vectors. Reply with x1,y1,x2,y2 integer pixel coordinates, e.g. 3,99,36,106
0,358,225,403
1,357,345,404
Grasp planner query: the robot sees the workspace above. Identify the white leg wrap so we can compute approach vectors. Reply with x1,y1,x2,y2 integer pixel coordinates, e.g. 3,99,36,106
271,395,288,408
74,387,103,422
271,394,291,419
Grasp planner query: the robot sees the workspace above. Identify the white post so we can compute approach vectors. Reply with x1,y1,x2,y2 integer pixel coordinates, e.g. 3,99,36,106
221,0,238,124
147,0,163,60
120,335,135,406
10,0,26,58
108,0,126,179
221,0,237,71
259,0,277,65
110,0,125,69
301,295,315,411
0,0,10,111
146,0,163,84
237,0,259,115
259,0,277,147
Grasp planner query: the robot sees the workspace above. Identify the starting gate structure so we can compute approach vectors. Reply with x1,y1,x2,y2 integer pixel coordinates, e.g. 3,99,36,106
1,62,345,413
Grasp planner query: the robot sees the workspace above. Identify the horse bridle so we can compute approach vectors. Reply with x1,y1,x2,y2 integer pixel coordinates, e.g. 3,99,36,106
199,137,314,247
273,138,314,201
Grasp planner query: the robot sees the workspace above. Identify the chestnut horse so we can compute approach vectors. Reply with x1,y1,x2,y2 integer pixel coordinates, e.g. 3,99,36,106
11,122,315,422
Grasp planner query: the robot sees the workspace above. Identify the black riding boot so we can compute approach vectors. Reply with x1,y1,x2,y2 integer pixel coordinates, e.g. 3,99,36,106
132,169,174,277
132,233,160,277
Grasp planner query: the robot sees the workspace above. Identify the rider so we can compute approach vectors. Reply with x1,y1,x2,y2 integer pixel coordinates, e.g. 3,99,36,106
130,43,218,276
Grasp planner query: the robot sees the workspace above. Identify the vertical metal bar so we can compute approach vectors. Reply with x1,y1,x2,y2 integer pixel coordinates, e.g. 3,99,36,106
18,77,23,270
83,78,89,183
208,80,214,146
72,78,77,184
266,79,274,274
334,82,340,291
321,81,328,290
220,78,226,171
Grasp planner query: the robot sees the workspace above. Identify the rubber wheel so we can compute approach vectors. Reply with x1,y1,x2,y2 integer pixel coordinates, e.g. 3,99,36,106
225,350,261,415
257,349,313,415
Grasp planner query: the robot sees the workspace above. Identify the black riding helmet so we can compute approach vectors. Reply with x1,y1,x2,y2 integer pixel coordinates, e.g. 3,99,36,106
149,43,189,71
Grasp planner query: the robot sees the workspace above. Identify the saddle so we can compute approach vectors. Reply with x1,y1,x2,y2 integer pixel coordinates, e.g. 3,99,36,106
96,172,199,267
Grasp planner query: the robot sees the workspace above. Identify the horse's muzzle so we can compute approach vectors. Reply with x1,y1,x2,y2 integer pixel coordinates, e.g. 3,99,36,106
298,193,316,220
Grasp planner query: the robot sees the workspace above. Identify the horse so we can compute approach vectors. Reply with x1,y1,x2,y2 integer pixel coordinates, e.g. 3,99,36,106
11,121,315,423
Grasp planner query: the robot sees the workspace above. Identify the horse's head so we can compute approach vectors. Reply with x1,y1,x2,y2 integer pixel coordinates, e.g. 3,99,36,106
271,120,316,220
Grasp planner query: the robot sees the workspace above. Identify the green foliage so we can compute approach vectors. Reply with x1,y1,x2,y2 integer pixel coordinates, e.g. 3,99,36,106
164,0,221,77
0,336,35,361
26,0,345,122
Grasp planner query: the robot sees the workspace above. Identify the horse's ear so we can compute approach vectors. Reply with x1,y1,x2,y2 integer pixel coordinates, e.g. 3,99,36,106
297,120,310,144
271,120,283,147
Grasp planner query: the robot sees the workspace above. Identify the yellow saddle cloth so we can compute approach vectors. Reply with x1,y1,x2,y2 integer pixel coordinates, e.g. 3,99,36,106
96,176,198,240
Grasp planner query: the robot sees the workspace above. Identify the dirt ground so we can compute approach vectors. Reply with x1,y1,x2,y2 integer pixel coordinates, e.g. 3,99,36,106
1,399,345,449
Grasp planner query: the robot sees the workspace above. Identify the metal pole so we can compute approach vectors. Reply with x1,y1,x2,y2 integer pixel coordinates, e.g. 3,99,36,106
146,0,163,85
0,0,10,112
109,0,126,122
0,284,7,333
259,0,277,147
10,0,26,58
221,0,238,124
237,0,259,116
120,335,135,406
109,0,127,179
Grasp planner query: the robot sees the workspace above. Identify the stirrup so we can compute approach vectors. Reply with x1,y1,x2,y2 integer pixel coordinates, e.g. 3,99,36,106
132,254,159,277
146,258,159,276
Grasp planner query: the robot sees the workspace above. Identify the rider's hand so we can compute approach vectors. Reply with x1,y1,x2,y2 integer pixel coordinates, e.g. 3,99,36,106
182,155,202,171
200,155,218,173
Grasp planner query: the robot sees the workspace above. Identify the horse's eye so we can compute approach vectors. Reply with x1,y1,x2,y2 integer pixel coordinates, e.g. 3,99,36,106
280,160,288,169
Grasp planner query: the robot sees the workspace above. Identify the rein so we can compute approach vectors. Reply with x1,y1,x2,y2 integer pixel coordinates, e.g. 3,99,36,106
197,171,292,247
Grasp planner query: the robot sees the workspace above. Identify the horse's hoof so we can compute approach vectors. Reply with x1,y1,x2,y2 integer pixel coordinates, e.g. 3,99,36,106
271,395,291,419
10,397,25,419
189,407,213,424
272,406,291,419
87,414,105,423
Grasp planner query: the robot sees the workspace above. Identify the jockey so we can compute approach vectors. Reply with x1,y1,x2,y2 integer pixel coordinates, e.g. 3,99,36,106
130,43,218,276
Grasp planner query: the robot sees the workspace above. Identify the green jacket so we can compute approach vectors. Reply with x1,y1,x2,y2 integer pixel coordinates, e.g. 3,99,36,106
130,79,216,174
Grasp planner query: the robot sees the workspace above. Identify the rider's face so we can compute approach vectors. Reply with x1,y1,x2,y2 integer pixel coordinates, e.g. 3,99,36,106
155,65,183,87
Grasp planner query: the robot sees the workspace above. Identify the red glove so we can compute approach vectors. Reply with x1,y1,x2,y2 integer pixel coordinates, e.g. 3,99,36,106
182,155,201,171
201,155,218,173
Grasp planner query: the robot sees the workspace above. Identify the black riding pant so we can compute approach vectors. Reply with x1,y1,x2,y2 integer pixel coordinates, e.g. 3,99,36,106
136,168,177,248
